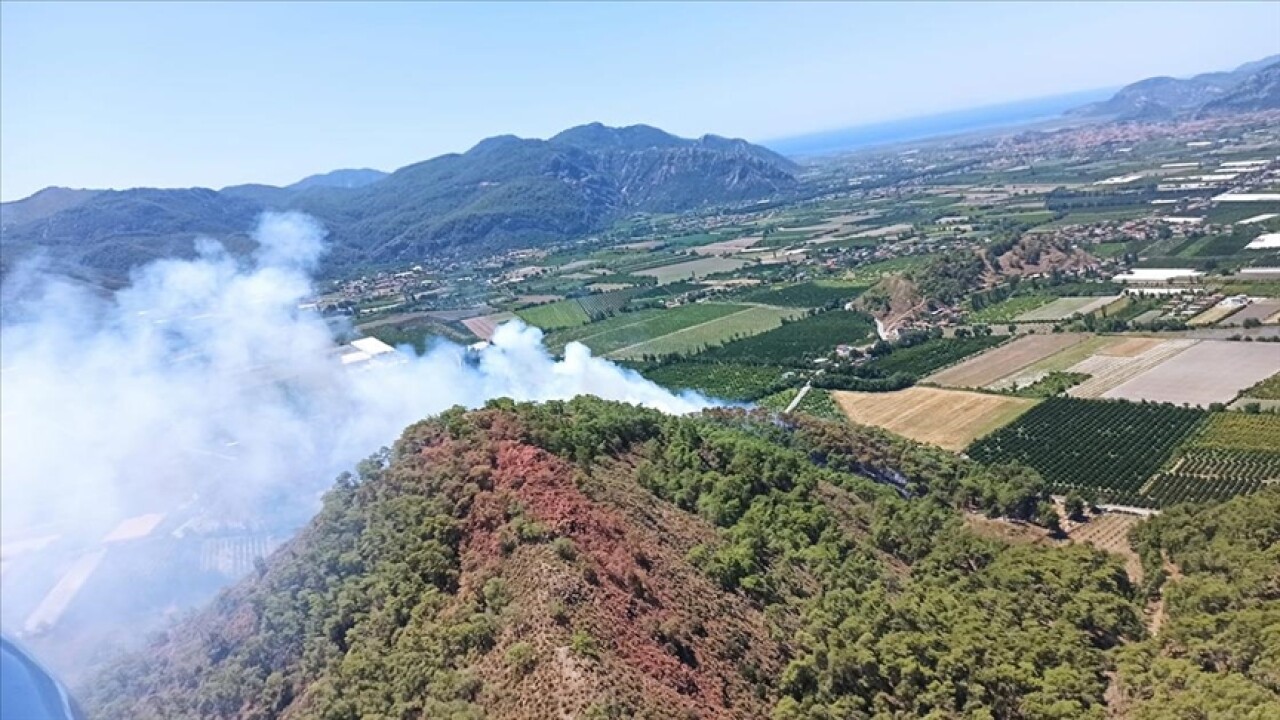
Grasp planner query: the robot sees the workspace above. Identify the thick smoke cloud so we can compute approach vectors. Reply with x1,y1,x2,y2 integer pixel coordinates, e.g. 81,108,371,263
0,212,712,537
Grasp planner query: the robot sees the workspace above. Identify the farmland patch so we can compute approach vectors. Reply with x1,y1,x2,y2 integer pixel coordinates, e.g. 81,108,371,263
608,306,803,359
1066,339,1197,399
516,299,592,330
544,304,744,356
636,257,750,284
967,397,1206,506
1014,295,1123,322
462,312,516,341
701,311,876,366
641,362,796,402
1099,340,1280,406
833,386,1038,451
928,332,1090,388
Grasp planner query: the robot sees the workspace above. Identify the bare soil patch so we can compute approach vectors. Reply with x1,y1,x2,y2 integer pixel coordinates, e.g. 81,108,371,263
1101,339,1280,406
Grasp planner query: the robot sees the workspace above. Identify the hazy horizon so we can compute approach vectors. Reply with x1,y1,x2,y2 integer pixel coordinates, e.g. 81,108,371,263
3,2,1278,200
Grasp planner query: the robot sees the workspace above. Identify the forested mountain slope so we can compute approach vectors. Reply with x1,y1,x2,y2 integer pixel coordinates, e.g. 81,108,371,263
0,125,796,282
1074,54,1280,120
80,398,1205,720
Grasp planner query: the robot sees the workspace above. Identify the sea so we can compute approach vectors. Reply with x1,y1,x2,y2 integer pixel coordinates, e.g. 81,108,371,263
763,87,1117,158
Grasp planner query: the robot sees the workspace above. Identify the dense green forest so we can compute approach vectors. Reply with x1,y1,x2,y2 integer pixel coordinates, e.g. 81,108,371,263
80,399,1277,719
1118,488,1280,718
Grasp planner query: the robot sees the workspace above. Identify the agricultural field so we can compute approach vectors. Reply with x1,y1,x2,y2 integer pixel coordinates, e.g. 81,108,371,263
1186,412,1280,453
635,257,749,284
737,281,866,308
758,386,843,420
966,294,1053,323
967,397,1207,506
1204,201,1280,225
361,316,476,354
866,336,1007,378
1186,304,1241,327
987,335,1120,390
928,332,1089,388
845,255,935,283
690,236,761,255
1221,300,1280,326
833,386,1038,451
462,312,515,341
608,306,802,360
1099,340,1280,406
1010,371,1091,397
641,362,795,402
1143,413,1280,506
543,303,745,356
703,310,876,366
1014,295,1122,322
1067,339,1197,399
1237,371,1280,400
515,298,591,330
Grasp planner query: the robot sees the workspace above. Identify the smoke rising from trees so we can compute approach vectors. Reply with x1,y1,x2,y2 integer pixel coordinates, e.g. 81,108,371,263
0,212,711,537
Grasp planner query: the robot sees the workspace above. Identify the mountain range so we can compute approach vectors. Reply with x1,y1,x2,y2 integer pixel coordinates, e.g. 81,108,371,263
1074,54,1280,120
0,124,796,283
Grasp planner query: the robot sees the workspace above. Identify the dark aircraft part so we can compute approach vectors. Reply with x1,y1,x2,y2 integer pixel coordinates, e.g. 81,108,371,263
1,636,83,720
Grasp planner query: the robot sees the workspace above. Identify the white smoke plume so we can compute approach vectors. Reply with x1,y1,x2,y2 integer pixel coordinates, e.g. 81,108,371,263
0,212,712,538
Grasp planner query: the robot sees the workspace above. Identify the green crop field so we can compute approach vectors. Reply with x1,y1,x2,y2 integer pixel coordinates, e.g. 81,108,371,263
642,362,797,401
867,336,1006,378
516,299,592,330
610,306,803,359
702,310,876,366
966,295,1053,323
738,281,867,308
543,303,746,355
967,397,1207,507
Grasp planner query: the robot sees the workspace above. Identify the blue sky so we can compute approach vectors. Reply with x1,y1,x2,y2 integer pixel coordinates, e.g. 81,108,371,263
2,2,1277,200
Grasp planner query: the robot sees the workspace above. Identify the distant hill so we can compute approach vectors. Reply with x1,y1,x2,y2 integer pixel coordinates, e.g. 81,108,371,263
0,187,101,230
1197,61,1280,116
1074,55,1280,120
0,124,795,282
287,167,388,191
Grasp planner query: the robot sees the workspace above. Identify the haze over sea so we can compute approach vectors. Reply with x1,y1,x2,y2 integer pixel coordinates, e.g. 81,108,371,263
765,87,1116,157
